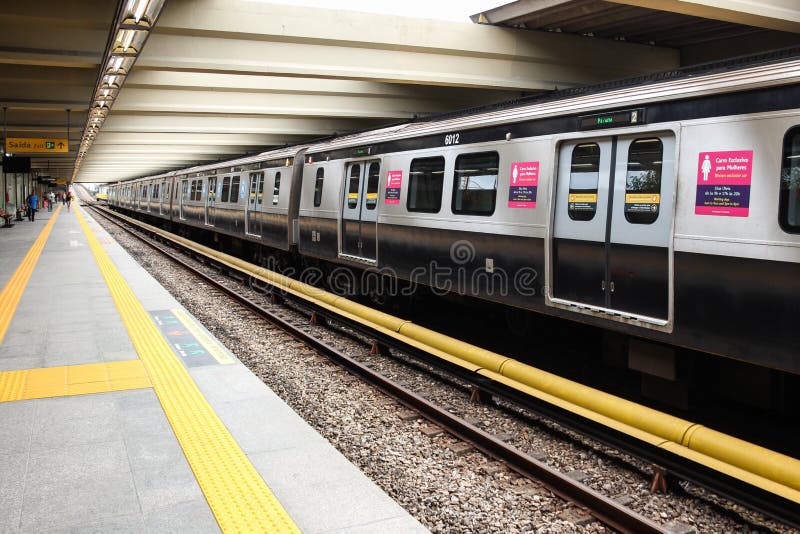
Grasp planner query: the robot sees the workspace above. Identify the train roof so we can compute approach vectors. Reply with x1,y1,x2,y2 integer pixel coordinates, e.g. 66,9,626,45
127,46,800,183
305,46,800,154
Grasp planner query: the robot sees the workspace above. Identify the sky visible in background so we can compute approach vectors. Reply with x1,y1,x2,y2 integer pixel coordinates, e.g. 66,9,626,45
248,0,509,22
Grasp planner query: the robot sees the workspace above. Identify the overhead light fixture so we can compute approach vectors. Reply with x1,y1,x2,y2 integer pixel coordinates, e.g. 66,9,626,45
72,0,164,182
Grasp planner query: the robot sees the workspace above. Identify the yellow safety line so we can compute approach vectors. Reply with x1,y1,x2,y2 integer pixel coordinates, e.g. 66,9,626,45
0,360,151,402
74,206,300,533
0,205,62,345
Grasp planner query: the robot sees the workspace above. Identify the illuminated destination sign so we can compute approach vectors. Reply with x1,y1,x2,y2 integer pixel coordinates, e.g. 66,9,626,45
578,109,645,131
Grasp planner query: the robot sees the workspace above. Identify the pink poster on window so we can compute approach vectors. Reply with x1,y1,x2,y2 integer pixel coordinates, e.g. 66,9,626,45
695,150,753,217
384,170,402,204
508,161,539,208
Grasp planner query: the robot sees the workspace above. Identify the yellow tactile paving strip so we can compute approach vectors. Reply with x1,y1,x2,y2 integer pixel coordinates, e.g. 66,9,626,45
0,360,151,402
0,205,62,344
74,207,301,533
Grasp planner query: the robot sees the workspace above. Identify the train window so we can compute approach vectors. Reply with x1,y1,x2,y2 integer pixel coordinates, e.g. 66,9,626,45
257,174,264,205
452,151,498,216
181,180,188,200
220,176,231,203
365,162,380,210
625,138,663,225
208,177,217,202
407,156,445,213
779,126,800,234
568,143,600,221
347,164,360,208
153,184,159,199
313,168,324,207
273,172,281,205
193,180,203,201
231,176,241,203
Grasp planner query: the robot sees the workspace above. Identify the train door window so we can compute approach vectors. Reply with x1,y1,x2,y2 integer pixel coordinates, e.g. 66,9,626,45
365,162,380,210
568,143,600,221
624,138,663,225
257,174,264,205
207,177,217,203
452,151,498,215
313,168,325,207
231,176,241,203
273,172,281,205
779,126,800,233
407,156,445,213
220,176,231,203
347,164,360,208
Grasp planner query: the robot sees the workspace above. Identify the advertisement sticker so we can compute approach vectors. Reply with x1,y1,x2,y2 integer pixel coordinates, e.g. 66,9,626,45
508,161,539,208
695,150,753,217
384,170,402,204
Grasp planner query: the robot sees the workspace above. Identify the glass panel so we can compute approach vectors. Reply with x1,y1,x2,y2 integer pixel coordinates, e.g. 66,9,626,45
208,177,217,203
230,176,240,203
347,164,360,209
624,138,663,225
568,143,600,221
780,126,800,233
220,177,230,203
407,156,445,213
257,174,264,204
452,152,498,215
313,168,324,207
273,172,281,205
365,162,380,210
249,174,258,205
181,180,188,199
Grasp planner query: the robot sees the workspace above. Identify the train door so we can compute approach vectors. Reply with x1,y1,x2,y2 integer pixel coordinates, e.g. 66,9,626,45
206,176,217,226
341,160,379,260
551,133,675,322
159,180,167,215
179,179,188,220
246,171,264,236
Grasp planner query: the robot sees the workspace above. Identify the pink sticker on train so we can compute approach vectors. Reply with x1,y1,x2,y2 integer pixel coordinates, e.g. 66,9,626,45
384,170,402,204
508,161,539,208
695,150,753,217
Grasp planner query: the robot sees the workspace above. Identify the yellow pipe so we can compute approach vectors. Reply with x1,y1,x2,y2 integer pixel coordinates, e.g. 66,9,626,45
109,210,800,501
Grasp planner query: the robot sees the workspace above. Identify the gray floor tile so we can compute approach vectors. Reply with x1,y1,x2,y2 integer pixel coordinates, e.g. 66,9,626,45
189,364,273,404
21,441,139,532
329,515,430,534
0,401,35,454
22,512,147,534
143,498,220,534
211,396,327,454
0,452,28,534
125,432,202,513
30,395,122,453
0,355,45,372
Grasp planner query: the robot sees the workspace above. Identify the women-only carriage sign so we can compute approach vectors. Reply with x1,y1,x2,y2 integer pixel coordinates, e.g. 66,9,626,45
508,161,539,208
384,170,402,204
695,150,753,217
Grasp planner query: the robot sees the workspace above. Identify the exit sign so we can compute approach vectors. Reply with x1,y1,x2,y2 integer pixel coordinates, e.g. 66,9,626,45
5,137,69,153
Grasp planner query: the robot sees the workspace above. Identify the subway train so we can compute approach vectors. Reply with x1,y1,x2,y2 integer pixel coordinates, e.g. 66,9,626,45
108,50,800,377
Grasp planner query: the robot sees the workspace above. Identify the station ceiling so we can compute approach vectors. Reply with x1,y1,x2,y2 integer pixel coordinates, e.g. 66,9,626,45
0,0,798,184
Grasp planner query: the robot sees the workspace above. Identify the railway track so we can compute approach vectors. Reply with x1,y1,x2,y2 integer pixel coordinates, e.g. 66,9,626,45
83,199,796,532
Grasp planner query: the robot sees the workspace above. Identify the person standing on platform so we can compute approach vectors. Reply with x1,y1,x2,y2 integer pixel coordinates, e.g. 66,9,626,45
47,191,55,212
65,190,72,212
26,192,39,222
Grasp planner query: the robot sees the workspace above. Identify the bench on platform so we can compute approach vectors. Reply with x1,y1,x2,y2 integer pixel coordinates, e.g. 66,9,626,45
0,209,14,228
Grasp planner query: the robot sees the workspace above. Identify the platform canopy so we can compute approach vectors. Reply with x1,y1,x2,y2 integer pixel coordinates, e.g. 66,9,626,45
0,0,797,184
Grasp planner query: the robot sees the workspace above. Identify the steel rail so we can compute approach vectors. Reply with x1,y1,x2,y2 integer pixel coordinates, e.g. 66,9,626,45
86,202,666,534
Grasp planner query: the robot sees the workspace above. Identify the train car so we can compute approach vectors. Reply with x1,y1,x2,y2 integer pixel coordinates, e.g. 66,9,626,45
109,50,800,375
